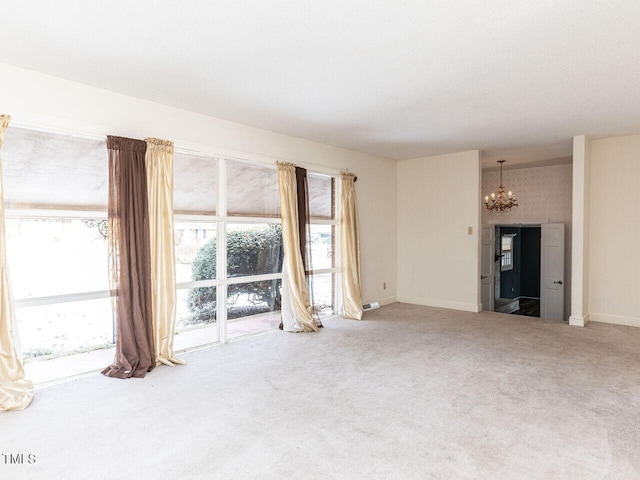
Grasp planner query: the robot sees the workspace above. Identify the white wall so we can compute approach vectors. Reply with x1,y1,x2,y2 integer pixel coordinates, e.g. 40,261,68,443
588,134,640,327
482,163,573,320
397,150,481,312
0,63,397,307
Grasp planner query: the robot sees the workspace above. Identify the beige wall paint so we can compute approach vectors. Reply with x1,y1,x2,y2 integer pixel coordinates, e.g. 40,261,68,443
0,63,397,307
588,134,640,326
397,150,481,312
482,164,573,320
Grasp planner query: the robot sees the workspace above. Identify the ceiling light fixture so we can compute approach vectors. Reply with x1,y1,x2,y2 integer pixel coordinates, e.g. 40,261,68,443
485,160,518,214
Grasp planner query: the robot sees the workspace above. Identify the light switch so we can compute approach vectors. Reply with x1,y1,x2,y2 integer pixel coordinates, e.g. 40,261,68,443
468,227,473,235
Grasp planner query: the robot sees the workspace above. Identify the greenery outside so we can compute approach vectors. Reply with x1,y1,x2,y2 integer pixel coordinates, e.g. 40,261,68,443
187,225,283,324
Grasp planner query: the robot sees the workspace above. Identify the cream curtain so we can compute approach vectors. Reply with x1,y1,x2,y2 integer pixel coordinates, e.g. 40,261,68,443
277,162,317,332
341,172,363,320
0,115,34,411
145,138,184,367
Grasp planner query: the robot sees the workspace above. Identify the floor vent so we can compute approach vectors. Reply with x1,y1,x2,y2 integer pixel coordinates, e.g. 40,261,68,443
362,301,380,312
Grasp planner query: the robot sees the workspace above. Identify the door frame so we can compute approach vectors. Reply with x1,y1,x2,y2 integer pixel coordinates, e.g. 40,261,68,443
482,218,553,317
480,225,495,312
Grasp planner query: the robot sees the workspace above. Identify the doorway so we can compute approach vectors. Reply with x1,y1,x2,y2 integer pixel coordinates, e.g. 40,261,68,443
493,225,541,318
481,223,565,320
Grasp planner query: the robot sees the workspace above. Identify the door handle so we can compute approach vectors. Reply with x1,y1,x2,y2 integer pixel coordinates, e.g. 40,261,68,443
481,275,487,279
553,280,563,285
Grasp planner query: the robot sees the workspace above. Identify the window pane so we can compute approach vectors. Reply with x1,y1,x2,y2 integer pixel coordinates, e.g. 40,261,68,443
227,224,283,278
311,273,335,316
228,279,282,339
308,174,334,220
6,218,109,298
228,279,282,318
174,153,217,215
2,127,107,211
176,286,217,328
18,298,114,362
309,224,334,270
227,159,280,217
175,222,217,283
174,287,219,350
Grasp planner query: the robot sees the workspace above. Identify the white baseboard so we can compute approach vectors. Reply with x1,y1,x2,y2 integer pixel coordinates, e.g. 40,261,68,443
377,295,398,307
588,312,640,328
569,314,590,327
398,296,480,313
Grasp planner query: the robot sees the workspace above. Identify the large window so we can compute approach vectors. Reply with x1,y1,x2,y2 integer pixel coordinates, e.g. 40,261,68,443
2,127,110,361
173,157,286,342
2,126,340,365
174,158,338,342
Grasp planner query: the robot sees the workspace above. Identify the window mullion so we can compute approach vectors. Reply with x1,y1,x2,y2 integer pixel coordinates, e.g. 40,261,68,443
334,175,343,315
176,279,220,290
217,157,228,343
14,290,112,308
226,216,281,224
226,273,283,285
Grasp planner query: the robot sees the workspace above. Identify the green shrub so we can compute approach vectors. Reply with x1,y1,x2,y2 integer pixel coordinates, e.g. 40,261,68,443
187,225,283,324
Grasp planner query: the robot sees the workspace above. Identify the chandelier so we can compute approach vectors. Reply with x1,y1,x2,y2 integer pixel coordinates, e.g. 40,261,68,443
485,160,518,214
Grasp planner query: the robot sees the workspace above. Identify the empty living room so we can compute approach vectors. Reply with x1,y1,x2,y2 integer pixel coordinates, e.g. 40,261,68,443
2,2,640,479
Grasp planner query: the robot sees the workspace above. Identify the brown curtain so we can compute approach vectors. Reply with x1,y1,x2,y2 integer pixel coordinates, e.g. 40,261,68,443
102,136,155,379
296,167,322,328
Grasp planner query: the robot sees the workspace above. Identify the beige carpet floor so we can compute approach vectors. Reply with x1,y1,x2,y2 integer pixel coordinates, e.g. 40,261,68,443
2,303,640,479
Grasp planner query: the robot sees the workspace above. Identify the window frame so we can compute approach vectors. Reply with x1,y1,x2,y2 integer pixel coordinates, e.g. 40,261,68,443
500,234,515,272
174,155,341,343
3,126,343,359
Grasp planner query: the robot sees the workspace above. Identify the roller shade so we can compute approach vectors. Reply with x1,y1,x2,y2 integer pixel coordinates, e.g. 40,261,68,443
2,127,107,211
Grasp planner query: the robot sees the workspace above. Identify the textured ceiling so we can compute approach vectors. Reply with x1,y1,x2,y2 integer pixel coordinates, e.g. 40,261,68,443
1,1,640,166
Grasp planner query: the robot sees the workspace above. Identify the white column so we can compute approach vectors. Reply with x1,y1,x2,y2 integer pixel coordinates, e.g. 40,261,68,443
569,135,591,327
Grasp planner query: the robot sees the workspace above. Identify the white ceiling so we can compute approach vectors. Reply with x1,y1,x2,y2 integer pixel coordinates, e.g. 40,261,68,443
1,1,639,166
